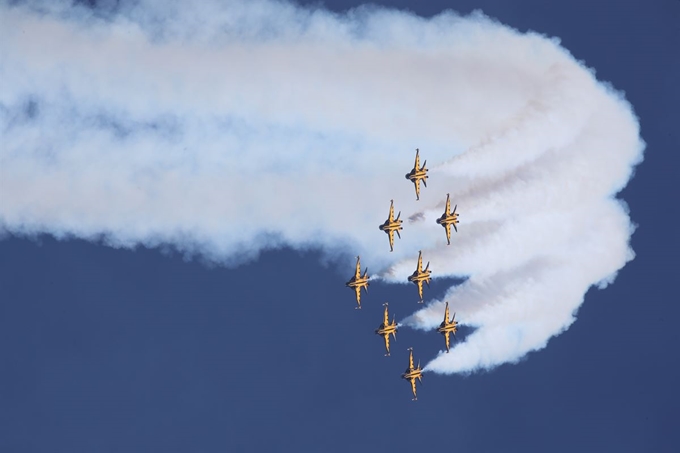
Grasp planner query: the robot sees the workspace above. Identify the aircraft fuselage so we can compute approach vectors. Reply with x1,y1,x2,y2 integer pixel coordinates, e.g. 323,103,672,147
406,169,427,181
379,221,402,232
436,213,458,225
402,369,422,380
437,323,457,334
346,277,368,288
408,271,431,283
376,324,398,336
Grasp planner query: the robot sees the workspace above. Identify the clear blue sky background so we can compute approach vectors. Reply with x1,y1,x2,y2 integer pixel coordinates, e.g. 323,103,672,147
1,0,679,451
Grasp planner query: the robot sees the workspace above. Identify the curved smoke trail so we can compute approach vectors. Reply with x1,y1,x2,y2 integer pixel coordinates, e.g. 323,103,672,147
0,0,644,373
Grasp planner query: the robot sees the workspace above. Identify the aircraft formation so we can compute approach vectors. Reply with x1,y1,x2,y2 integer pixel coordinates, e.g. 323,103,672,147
345,149,461,400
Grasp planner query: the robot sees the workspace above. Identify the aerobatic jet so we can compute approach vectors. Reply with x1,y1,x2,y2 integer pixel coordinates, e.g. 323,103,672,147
401,348,423,400
436,193,459,245
345,256,369,309
436,301,458,353
405,148,428,200
374,303,398,356
407,251,431,303
378,199,403,252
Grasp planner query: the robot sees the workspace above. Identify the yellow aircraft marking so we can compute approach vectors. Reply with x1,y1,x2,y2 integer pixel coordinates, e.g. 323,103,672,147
437,302,459,352
406,149,428,201
346,256,369,309
379,200,403,252
408,251,431,302
402,348,423,400
376,303,398,355
437,194,459,245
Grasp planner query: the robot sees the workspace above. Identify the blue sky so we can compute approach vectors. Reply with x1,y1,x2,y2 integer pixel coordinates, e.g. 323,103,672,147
1,0,678,451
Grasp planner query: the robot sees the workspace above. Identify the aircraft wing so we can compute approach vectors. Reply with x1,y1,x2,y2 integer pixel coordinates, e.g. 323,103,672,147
354,286,362,308
410,377,418,399
414,179,420,200
444,331,451,352
383,305,389,325
445,223,451,244
414,149,420,171
417,251,423,272
383,333,391,355
445,194,451,215
409,349,415,370
354,257,361,279
388,200,395,222
444,302,450,323
388,230,395,251
417,281,424,301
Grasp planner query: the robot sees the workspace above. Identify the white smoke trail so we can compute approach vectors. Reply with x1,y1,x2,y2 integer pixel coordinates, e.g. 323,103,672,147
0,0,644,373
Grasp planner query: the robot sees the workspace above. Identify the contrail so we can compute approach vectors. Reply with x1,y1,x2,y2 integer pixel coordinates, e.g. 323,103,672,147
0,0,644,373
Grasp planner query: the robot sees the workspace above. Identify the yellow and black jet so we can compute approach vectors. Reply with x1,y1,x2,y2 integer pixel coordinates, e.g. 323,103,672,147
436,301,458,353
407,251,431,303
436,193,459,245
374,303,398,356
405,148,428,200
401,347,423,400
378,199,403,252
345,256,369,309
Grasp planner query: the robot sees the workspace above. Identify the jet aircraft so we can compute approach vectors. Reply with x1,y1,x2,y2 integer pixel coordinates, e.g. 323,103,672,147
436,301,458,353
401,347,423,400
405,148,428,200
436,193,459,245
374,303,398,356
378,199,403,252
407,251,431,303
345,256,369,309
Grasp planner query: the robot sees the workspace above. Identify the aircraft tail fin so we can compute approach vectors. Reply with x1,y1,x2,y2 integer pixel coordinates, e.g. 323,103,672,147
396,229,401,239
396,211,401,221
422,178,427,188
422,160,427,170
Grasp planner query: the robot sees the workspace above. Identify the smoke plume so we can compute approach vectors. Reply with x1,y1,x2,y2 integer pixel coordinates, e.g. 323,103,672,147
0,0,644,373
